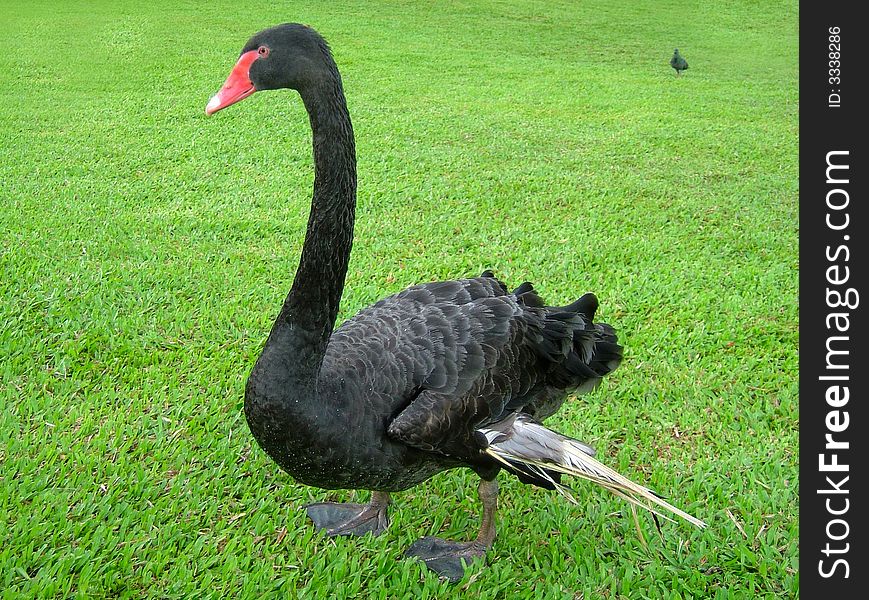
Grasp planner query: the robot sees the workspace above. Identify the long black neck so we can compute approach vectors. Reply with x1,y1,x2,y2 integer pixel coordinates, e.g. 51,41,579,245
268,70,357,382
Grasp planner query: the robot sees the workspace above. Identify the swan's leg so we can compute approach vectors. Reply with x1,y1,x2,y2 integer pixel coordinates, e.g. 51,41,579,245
305,490,391,537
404,478,498,583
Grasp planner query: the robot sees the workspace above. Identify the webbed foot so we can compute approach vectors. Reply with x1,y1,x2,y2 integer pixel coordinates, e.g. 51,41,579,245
305,491,390,537
403,536,488,583
404,479,499,583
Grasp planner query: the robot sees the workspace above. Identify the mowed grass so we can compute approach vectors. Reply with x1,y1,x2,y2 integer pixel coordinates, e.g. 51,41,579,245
1,0,798,598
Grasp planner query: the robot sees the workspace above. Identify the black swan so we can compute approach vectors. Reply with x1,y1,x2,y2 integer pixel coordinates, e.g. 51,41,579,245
205,23,705,582
670,49,689,75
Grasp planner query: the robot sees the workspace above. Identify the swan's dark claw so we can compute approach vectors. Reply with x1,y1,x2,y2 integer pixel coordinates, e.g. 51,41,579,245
403,536,488,583
305,501,389,537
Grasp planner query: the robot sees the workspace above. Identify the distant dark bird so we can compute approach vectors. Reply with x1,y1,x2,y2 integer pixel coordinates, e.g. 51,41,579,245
205,23,707,583
670,48,689,75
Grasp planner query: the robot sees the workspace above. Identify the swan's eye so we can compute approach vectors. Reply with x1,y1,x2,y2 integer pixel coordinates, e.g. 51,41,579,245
257,46,270,57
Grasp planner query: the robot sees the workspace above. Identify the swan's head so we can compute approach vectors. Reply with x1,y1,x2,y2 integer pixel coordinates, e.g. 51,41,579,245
206,23,337,116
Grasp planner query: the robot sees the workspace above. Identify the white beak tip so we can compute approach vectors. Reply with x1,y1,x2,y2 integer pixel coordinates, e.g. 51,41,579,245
205,94,222,116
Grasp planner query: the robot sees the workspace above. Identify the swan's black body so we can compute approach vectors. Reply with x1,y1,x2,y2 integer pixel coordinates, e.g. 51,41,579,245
247,272,621,492
206,23,652,581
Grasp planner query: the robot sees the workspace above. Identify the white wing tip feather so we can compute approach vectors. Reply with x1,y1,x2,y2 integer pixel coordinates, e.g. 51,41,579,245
485,437,707,530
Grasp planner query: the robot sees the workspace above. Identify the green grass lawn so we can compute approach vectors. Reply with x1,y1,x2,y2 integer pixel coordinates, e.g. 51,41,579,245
1,0,798,597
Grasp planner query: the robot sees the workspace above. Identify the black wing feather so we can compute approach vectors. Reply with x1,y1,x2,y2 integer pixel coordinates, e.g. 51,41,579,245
321,274,622,462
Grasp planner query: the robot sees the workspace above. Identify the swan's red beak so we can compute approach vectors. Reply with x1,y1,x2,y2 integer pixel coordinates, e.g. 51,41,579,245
206,50,259,115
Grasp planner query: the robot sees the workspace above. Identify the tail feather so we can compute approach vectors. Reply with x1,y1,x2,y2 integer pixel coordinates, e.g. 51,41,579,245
512,281,546,308
561,293,599,322
479,414,706,529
